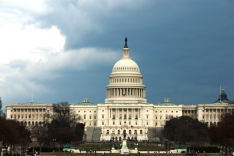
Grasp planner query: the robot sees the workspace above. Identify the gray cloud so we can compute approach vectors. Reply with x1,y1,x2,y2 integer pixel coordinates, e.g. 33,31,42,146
1,0,234,108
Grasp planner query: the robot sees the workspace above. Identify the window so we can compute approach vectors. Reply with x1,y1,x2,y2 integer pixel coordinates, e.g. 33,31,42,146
134,130,137,134
155,111,157,113
90,116,91,119
147,110,148,112
84,114,86,119
140,130,142,134
94,116,96,119
129,122,131,125
120,121,121,125
176,111,178,113
107,130,109,134
102,110,104,112
118,130,120,134
94,122,96,126
155,122,157,126
146,114,149,119
90,122,91,126
102,115,104,119
147,122,148,125
102,122,104,125
160,116,162,119
155,116,157,119
113,122,115,125
129,130,132,134
135,122,137,125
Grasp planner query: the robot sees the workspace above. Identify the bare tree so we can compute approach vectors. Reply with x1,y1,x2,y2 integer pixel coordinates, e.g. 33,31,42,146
45,102,84,149
32,124,48,153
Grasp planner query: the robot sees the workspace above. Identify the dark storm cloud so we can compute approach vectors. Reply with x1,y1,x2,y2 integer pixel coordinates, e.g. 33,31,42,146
30,0,234,104
2,0,234,107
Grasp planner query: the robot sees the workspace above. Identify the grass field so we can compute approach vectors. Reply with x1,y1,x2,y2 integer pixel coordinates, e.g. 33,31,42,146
75,143,170,151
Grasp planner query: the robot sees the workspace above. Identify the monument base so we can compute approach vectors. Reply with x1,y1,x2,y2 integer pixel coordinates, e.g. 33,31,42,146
121,139,129,155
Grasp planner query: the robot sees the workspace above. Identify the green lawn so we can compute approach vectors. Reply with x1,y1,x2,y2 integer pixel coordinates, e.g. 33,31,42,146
75,143,171,151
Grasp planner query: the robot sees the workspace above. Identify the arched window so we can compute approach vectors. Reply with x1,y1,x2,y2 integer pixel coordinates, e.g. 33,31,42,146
140,130,142,134
118,130,120,134
129,130,131,134
134,130,137,134
107,130,109,134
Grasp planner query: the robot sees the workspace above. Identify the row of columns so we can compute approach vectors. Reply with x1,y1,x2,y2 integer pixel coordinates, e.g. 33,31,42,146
110,78,140,84
106,88,145,98
12,108,46,119
108,108,142,125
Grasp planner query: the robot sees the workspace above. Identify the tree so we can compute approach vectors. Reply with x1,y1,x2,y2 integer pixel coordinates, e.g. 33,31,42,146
208,111,234,154
0,118,31,155
151,128,164,143
45,102,84,149
32,124,48,153
162,116,208,148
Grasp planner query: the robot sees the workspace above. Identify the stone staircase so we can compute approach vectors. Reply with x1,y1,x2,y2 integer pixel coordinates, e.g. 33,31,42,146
92,127,101,142
147,127,162,142
86,127,101,142
86,127,94,142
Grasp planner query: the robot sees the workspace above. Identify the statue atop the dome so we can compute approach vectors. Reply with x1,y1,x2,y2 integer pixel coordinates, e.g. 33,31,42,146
124,37,128,48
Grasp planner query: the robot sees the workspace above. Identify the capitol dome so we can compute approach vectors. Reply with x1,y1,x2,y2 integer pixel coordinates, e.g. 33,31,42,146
112,59,140,73
105,37,147,104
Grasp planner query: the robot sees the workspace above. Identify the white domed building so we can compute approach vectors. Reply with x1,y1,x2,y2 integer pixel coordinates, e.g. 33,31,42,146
6,38,234,143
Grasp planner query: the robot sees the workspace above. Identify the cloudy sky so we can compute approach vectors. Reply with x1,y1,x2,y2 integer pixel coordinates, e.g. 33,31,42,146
1,0,234,109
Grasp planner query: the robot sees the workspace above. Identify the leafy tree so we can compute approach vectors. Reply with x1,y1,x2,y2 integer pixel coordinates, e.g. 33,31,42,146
162,116,208,148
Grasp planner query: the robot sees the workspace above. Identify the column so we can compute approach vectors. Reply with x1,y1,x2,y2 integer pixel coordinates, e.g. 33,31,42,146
127,108,128,122
139,109,140,118
117,108,118,118
131,109,133,120
110,108,111,119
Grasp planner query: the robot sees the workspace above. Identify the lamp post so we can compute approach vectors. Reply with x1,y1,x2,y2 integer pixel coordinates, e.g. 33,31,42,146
165,139,168,154
53,139,56,152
